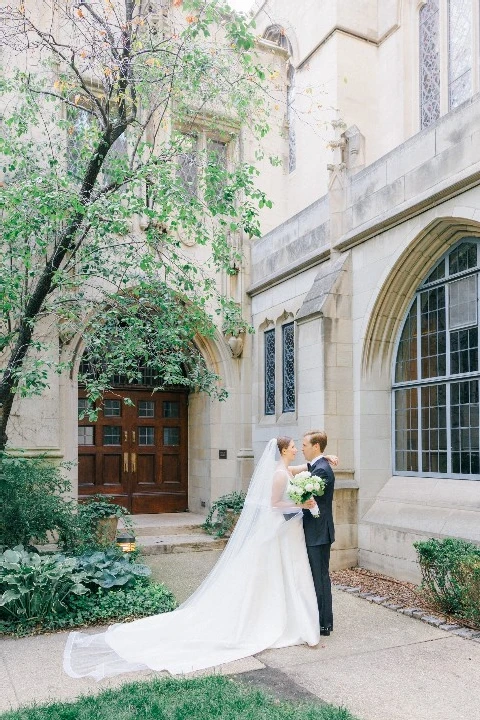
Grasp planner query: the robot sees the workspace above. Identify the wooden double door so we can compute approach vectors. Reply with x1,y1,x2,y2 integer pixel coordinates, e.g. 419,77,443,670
78,389,188,513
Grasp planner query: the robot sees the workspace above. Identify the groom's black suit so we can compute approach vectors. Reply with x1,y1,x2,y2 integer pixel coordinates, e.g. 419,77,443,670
303,456,335,632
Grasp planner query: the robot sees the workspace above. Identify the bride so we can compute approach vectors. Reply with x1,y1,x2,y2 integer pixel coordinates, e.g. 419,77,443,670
64,437,324,679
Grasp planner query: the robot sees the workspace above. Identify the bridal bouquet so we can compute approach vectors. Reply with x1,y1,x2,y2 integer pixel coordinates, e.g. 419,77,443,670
287,472,325,518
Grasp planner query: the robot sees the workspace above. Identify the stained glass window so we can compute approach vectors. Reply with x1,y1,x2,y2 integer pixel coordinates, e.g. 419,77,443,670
448,0,472,109
282,323,295,412
419,0,440,129
264,329,276,415
394,240,480,478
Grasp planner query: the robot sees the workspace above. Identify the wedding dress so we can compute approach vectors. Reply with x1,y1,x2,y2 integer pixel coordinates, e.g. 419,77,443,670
63,439,320,679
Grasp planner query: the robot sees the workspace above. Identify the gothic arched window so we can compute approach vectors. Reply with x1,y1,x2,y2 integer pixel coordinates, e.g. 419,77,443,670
263,24,291,52
393,239,479,478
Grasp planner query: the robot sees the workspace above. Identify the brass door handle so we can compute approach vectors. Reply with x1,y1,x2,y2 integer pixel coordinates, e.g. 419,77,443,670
124,431,128,443
131,452,136,473
132,430,136,443
123,452,129,472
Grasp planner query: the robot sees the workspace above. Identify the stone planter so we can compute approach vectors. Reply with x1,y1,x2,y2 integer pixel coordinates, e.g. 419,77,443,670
224,509,240,537
95,517,119,545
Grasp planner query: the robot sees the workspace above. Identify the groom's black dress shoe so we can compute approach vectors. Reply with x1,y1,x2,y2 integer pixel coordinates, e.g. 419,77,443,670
320,629,331,636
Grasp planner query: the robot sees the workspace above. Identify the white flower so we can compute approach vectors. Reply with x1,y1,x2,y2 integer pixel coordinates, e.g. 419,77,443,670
305,483,314,491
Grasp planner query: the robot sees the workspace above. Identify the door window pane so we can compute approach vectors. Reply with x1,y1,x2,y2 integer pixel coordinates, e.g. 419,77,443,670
104,400,121,417
138,401,155,418
103,426,121,446
139,427,155,446
164,427,180,446
163,401,180,418
78,398,92,419
78,426,94,445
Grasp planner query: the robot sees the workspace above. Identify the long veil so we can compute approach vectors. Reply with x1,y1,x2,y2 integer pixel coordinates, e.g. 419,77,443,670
64,438,310,679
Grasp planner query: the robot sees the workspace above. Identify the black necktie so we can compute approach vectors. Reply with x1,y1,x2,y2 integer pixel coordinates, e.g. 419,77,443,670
307,462,312,472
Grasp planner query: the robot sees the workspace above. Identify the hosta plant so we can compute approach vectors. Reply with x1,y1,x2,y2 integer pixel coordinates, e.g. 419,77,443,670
75,548,151,590
0,546,87,624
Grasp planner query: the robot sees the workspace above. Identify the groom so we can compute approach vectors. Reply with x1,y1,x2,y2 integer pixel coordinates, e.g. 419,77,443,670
302,430,335,636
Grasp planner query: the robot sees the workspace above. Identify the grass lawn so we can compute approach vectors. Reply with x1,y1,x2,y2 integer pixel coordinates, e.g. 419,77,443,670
0,675,358,720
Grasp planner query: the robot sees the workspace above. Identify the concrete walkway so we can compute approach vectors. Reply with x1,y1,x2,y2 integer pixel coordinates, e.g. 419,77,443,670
1,551,480,720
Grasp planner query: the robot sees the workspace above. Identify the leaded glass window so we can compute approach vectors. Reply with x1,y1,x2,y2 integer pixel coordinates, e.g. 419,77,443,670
177,134,198,198
420,0,440,129
287,65,296,174
206,139,227,201
393,239,480,478
282,323,295,413
448,0,473,109
264,329,276,415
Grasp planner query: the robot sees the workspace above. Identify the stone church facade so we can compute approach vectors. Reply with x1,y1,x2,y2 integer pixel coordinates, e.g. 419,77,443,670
4,0,480,582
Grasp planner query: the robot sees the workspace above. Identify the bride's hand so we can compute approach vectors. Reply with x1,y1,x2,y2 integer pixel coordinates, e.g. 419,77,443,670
325,454,339,467
301,498,316,509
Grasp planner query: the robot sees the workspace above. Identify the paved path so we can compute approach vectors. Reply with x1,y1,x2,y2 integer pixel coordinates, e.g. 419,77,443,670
1,551,480,720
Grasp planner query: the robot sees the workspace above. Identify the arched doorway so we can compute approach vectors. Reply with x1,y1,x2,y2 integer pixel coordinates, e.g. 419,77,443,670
77,363,188,513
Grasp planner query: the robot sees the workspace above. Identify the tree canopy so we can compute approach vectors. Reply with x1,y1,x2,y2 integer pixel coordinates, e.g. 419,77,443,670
0,0,274,448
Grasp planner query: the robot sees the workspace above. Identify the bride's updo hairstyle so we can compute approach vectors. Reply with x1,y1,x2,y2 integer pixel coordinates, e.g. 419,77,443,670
277,436,292,456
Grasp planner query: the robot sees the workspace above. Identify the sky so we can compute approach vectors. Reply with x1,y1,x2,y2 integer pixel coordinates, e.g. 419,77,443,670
228,0,255,13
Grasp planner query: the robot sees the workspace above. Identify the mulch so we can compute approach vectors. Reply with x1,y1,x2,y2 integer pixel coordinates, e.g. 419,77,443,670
331,567,480,631
331,566,433,610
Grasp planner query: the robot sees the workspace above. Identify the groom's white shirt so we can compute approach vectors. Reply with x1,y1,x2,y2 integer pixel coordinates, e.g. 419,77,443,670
310,454,323,466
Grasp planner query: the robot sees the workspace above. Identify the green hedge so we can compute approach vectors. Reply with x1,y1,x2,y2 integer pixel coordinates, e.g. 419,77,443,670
414,537,480,625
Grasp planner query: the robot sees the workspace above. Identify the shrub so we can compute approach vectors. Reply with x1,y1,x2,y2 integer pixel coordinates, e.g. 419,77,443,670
414,537,480,619
75,548,151,590
63,582,177,627
0,455,78,549
0,546,87,625
202,491,246,537
455,554,480,625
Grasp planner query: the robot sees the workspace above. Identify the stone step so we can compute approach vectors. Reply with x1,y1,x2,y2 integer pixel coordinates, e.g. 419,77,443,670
137,533,227,555
119,513,207,538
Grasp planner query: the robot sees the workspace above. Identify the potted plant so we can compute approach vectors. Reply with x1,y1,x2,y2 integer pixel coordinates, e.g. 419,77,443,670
79,495,133,547
202,491,246,538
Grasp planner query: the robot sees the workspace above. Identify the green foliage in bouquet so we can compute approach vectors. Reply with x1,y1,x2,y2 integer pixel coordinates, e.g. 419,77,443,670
202,491,246,538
